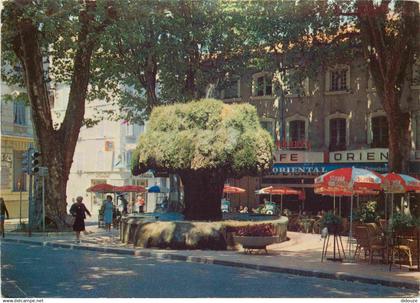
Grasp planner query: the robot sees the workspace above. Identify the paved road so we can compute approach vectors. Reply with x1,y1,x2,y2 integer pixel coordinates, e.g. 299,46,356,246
1,242,417,298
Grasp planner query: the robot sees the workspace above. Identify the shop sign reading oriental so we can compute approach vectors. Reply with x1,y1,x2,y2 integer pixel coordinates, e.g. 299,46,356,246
272,151,325,176
271,149,389,176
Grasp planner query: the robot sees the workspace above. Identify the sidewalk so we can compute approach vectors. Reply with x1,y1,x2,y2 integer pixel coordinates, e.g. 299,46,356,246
2,225,419,291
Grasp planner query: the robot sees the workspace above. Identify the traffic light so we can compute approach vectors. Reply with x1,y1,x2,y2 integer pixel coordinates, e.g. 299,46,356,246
30,150,41,174
21,150,31,173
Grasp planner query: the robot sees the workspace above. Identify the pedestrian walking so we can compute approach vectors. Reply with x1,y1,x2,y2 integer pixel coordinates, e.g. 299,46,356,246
118,194,128,215
102,195,114,232
0,198,10,238
69,196,91,243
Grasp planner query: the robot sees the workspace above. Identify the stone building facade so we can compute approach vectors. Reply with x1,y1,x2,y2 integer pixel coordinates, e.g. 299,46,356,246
220,58,420,212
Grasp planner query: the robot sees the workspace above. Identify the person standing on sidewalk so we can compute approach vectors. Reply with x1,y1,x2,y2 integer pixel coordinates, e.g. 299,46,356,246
70,196,91,243
137,195,145,213
102,195,114,232
0,198,10,238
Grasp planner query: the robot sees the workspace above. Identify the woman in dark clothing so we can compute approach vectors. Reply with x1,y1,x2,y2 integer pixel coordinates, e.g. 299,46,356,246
69,196,91,243
0,198,10,238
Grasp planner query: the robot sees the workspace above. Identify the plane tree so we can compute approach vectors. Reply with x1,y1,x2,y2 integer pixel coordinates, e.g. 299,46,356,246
1,0,116,228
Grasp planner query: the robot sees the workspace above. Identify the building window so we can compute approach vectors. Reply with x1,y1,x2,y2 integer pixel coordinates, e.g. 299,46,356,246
285,70,309,96
13,151,27,191
326,65,350,92
126,150,132,167
223,78,240,99
371,116,388,148
126,123,134,137
329,118,346,151
260,120,275,139
330,69,347,91
416,114,420,149
13,101,26,125
255,75,272,96
289,120,306,142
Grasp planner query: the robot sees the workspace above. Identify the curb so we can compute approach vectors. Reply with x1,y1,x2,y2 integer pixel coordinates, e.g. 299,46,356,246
8,231,74,237
3,237,419,291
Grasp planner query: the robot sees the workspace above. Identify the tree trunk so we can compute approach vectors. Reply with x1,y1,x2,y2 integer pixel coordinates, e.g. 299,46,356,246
42,142,70,229
383,89,411,173
179,170,225,221
356,1,418,173
145,53,158,110
184,66,196,100
11,2,107,229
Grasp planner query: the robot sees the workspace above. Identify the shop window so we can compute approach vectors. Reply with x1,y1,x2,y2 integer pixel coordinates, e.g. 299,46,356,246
329,118,346,151
13,151,27,191
13,101,26,126
371,116,388,148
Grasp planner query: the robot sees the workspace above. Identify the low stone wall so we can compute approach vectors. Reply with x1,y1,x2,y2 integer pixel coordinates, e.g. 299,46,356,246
120,216,288,250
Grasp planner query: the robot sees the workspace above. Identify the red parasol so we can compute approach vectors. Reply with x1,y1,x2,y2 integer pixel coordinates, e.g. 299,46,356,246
382,173,420,193
86,183,118,193
255,186,302,213
381,173,420,224
223,185,246,194
315,168,384,260
314,167,383,192
315,185,379,215
256,186,301,195
115,185,147,193
314,186,379,196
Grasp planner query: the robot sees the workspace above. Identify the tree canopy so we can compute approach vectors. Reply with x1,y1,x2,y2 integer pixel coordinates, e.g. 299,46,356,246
90,0,249,124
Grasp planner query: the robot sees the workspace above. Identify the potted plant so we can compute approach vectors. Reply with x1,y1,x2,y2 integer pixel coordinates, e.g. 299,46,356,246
354,201,379,224
233,224,279,252
320,212,343,234
391,213,417,234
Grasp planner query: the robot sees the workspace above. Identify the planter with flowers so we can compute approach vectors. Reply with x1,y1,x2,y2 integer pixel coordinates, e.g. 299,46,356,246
320,211,343,235
232,223,279,254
